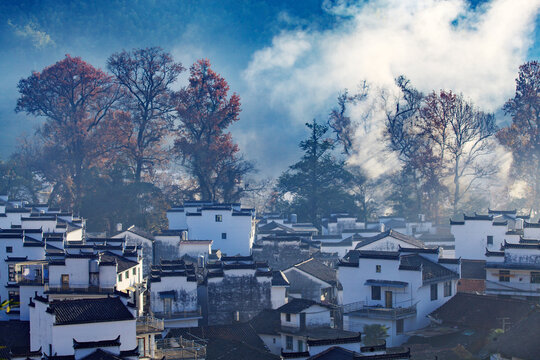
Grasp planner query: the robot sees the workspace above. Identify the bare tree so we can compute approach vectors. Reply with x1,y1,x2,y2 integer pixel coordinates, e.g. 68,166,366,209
108,47,184,181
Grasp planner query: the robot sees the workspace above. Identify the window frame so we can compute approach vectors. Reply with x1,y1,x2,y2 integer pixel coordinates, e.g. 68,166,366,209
215,214,222,222
6,246,13,253
531,272,540,284
487,235,494,245
396,319,404,334
430,283,438,301
499,270,510,282
444,281,452,297
376,265,381,273
286,336,293,350
286,313,291,322
221,232,227,239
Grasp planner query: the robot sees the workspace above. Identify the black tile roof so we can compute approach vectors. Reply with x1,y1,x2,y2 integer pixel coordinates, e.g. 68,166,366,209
355,230,425,250
276,298,331,314
430,293,535,330
399,254,458,284
489,308,540,360
99,251,138,273
272,271,290,286
73,336,121,349
47,297,134,325
290,258,339,287
250,309,281,335
80,349,124,360
166,323,278,360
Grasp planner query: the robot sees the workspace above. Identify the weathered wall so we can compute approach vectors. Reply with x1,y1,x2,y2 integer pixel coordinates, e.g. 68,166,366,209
207,275,271,325
252,241,311,270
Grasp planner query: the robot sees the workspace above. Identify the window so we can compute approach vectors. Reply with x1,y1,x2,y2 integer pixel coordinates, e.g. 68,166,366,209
286,313,291,322
273,338,276,344
376,265,381,273
133,268,137,276
371,286,381,300
487,236,493,245
215,215,222,222
499,270,510,282
118,273,122,282
531,272,540,284
286,336,293,350
6,246,12,253
221,232,227,239
430,283,438,301
61,274,69,289
396,319,404,334
297,340,303,352
444,281,452,297
8,264,15,282
126,270,129,279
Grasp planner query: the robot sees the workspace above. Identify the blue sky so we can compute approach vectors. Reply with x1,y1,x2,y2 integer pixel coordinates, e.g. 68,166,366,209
0,0,539,178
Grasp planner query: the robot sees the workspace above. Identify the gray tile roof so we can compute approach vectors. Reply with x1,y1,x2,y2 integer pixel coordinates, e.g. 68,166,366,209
47,297,134,325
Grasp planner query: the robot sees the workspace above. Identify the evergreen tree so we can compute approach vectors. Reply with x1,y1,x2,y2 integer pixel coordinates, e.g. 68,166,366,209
277,119,356,227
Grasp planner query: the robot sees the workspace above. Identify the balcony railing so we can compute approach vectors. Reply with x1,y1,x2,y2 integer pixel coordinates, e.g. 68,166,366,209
343,301,417,320
44,283,115,294
137,315,164,334
152,306,202,320
154,337,206,359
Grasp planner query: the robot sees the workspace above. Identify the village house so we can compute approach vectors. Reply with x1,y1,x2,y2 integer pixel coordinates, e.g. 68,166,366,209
29,294,138,359
252,235,317,270
166,201,256,256
148,259,201,328
484,240,540,301
338,247,459,346
283,258,341,305
204,255,274,325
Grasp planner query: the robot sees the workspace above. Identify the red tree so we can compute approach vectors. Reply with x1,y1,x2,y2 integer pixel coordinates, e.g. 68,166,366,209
15,55,121,210
174,59,252,202
107,47,184,181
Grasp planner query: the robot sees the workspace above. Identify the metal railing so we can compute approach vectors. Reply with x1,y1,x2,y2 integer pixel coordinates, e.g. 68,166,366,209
342,301,417,320
44,283,115,293
154,337,206,360
137,315,164,334
152,306,202,320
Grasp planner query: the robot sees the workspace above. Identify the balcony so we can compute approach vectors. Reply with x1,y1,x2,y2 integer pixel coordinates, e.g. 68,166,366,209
343,301,417,320
152,306,202,321
137,315,164,334
154,337,206,359
44,283,115,294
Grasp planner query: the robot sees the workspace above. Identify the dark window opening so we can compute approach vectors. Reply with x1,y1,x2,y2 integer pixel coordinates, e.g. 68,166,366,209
371,286,381,300
430,283,438,301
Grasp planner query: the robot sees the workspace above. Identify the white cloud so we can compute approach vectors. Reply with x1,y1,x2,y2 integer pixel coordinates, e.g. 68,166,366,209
8,20,55,48
242,0,539,179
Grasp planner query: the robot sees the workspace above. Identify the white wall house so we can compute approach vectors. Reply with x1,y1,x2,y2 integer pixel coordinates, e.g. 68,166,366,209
452,214,510,261
29,295,137,358
338,247,459,346
485,241,540,301
149,260,201,328
167,202,255,256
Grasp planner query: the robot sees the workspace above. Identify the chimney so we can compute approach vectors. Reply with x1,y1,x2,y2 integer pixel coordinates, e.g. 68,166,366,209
116,223,122,232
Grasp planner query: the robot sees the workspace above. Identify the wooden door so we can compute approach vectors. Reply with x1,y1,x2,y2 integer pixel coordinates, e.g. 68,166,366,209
385,291,392,308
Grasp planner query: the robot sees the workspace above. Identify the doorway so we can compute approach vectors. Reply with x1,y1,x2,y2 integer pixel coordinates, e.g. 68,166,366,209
385,291,392,308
